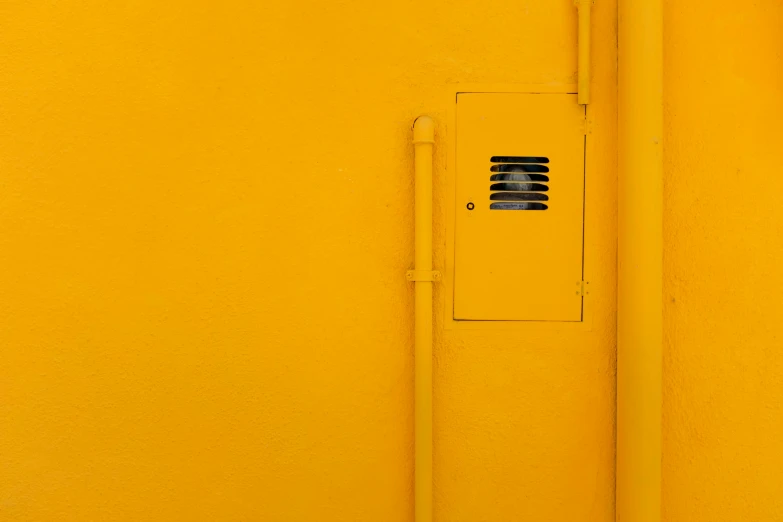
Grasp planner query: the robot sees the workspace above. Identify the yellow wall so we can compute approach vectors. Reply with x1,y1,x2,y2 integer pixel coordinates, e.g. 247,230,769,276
662,1,783,520
1,1,780,521
1,2,616,520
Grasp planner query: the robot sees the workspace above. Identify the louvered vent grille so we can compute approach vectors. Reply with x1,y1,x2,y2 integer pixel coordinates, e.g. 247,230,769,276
489,156,549,210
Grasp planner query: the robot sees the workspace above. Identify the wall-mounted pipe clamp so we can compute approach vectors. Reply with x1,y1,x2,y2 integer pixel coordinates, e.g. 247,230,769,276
406,270,441,282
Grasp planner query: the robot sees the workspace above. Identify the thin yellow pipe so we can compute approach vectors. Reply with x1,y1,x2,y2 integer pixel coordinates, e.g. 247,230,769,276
576,0,592,105
617,0,662,520
412,116,434,522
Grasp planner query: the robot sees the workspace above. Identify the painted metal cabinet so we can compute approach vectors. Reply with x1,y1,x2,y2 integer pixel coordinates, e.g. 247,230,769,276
453,93,586,321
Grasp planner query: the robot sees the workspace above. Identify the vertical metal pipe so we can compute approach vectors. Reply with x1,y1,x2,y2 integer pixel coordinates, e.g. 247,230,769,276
412,116,434,522
617,0,662,520
576,0,592,105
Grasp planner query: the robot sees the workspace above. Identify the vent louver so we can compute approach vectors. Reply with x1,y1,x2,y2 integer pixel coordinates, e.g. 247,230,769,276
489,156,550,210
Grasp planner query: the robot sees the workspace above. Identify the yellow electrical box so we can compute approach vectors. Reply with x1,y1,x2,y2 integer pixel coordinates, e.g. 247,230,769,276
454,93,586,321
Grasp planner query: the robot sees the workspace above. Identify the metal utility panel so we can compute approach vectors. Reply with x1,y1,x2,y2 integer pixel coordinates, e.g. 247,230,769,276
454,93,586,322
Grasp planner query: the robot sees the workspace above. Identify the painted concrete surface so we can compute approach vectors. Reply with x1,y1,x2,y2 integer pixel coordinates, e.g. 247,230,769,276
0,2,616,520
2,1,780,521
662,1,783,520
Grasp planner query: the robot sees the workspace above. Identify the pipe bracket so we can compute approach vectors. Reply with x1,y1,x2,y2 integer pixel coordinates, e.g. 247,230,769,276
406,270,441,282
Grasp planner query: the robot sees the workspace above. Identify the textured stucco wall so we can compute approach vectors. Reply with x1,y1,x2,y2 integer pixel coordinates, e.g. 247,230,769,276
2,1,779,520
0,2,616,520
662,1,783,520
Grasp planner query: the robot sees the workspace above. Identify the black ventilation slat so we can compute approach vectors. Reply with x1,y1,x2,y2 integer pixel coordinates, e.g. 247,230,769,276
490,156,549,164
490,202,548,210
490,164,549,173
488,155,551,210
490,182,549,192
490,173,549,182
490,192,549,201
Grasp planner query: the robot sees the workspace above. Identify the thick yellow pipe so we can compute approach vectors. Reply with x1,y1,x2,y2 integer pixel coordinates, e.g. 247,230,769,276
617,0,662,521
576,0,592,104
412,116,434,522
